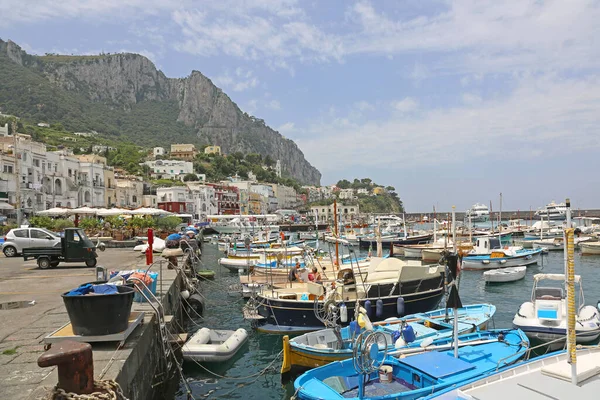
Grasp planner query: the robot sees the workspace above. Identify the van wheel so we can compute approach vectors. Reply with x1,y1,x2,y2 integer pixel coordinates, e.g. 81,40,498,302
85,259,97,268
38,257,51,269
3,246,17,257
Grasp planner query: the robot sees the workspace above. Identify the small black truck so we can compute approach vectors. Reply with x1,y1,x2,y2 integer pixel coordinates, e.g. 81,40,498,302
23,228,99,269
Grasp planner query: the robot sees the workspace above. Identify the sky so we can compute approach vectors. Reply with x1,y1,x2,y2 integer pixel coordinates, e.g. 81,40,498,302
2,0,600,212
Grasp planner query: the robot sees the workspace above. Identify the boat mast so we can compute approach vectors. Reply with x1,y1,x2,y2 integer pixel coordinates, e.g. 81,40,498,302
499,192,502,237
489,200,494,232
452,206,456,252
334,199,339,268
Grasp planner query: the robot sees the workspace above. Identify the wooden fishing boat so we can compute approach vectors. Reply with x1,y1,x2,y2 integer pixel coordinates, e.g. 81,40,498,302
580,241,600,255
281,304,495,374
293,329,529,400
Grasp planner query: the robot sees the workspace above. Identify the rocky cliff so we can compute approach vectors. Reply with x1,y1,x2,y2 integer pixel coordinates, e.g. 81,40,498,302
0,39,321,185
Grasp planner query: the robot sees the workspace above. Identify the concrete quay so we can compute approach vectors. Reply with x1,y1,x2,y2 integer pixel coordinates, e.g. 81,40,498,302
0,249,186,400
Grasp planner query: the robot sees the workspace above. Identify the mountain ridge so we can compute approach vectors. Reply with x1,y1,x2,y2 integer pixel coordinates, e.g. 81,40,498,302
0,39,321,185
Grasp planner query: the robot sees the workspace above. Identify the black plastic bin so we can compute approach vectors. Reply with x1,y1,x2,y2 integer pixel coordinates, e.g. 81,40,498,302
62,283,135,336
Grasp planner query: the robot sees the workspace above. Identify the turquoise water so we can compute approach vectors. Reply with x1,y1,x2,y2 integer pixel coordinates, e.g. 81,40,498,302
175,243,600,400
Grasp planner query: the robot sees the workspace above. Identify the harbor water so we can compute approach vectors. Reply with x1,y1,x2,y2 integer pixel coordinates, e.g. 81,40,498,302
176,242,600,399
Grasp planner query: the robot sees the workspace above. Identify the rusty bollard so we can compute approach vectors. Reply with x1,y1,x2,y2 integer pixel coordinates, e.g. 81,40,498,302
38,340,94,394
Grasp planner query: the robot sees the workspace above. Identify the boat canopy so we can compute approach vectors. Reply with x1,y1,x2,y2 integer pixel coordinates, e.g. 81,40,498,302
533,273,581,283
207,214,277,219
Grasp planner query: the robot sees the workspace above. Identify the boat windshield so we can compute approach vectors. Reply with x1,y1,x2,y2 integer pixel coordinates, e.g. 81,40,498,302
534,287,563,300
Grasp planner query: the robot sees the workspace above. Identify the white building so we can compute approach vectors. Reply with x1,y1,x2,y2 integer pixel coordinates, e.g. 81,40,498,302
0,124,8,137
310,203,360,223
271,184,297,209
92,145,116,153
275,160,282,178
142,159,194,180
338,188,355,200
156,186,193,214
187,183,217,219
142,194,157,208
153,147,166,158
116,177,143,208
357,188,369,195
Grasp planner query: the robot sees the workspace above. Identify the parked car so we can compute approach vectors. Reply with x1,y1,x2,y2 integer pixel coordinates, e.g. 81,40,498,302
2,227,61,257
22,228,100,269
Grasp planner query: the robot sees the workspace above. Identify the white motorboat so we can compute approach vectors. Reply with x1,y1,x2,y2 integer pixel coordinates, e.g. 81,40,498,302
483,266,526,283
461,237,542,270
465,203,490,223
534,201,568,221
512,273,600,350
531,237,564,251
182,328,248,362
421,248,445,262
580,241,600,255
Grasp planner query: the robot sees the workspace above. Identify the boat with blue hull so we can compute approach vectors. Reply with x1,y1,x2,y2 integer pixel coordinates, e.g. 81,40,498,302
293,329,530,400
461,237,543,270
281,304,496,374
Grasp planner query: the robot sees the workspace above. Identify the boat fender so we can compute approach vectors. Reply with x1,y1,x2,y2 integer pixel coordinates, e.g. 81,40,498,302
339,303,348,323
401,325,416,343
364,300,372,318
482,260,490,264
187,293,204,316
181,290,190,300
394,336,406,349
376,299,384,318
349,320,360,335
396,297,405,316
420,337,434,348
357,313,373,331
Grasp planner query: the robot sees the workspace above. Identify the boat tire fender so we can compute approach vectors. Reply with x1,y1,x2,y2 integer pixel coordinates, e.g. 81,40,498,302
187,293,204,316
397,297,405,316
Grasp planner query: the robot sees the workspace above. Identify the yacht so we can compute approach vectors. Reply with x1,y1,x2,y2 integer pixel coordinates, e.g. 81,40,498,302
465,203,490,223
534,201,568,221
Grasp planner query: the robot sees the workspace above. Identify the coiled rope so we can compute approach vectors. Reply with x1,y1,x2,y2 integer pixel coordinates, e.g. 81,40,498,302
51,380,127,400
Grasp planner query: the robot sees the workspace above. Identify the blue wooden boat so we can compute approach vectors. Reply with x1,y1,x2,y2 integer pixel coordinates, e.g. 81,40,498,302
282,304,496,374
293,329,529,400
461,237,543,270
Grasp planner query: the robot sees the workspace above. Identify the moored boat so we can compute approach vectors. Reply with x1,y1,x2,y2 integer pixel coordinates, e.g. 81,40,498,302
293,329,529,400
182,327,248,362
483,266,526,283
281,303,496,374
512,273,600,350
247,257,448,333
461,237,542,270
580,241,600,255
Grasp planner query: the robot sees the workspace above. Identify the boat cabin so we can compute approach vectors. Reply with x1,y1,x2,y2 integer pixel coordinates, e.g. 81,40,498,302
473,237,501,254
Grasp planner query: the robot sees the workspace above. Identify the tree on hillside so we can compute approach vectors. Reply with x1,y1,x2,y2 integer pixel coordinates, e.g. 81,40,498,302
386,186,396,192
264,155,275,167
245,153,263,164
336,179,351,189
361,178,372,186
183,173,198,182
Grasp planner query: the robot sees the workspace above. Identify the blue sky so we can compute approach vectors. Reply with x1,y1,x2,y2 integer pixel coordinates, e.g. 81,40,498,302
2,0,600,212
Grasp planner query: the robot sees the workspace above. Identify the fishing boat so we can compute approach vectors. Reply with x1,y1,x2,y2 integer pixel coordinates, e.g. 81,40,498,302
465,203,490,223
531,237,564,251
534,201,568,221
512,273,600,350
208,214,280,234
281,304,496,373
422,248,445,263
483,266,526,283
580,241,600,255
427,347,600,400
293,329,529,400
359,234,433,249
461,237,542,270
218,246,306,272
247,257,448,333
182,327,248,362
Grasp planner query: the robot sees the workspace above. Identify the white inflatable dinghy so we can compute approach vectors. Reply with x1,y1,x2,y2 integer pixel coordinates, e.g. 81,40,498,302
183,328,248,362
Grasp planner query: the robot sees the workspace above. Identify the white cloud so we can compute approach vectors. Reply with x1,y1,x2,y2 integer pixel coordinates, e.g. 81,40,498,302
213,68,259,92
461,93,482,105
277,122,295,133
391,97,418,113
354,101,374,112
266,100,281,110
302,75,600,174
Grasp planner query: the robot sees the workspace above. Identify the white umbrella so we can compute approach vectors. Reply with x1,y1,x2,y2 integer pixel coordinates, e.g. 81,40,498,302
97,208,133,216
130,207,173,216
0,202,15,210
36,207,70,216
72,206,98,215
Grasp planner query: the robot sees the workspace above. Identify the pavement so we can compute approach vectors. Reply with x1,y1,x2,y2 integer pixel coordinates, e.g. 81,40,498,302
0,248,150,399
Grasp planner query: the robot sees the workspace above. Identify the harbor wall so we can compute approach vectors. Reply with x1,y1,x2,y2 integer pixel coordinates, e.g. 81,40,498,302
114,269,184,400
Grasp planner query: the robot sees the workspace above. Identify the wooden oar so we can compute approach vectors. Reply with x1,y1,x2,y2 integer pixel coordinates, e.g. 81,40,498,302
389,338,497,357
373,312,470,327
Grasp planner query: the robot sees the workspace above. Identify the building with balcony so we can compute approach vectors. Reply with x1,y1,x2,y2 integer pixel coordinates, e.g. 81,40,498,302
142,159,194,180
115,177,143,208
311,203,360,223
170,144,198,161
210,184,239,215
157,186,193,214
250,183,278,212
204,145,221,155
271,184,297,209
187,183,217,219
